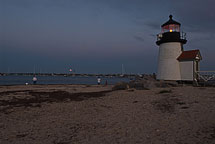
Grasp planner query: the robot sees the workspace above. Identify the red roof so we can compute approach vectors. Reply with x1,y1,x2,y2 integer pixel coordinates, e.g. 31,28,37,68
177,50,201,61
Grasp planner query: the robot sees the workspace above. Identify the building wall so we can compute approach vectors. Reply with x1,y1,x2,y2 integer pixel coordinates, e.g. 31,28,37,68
180,61,193,81
157,42,182,80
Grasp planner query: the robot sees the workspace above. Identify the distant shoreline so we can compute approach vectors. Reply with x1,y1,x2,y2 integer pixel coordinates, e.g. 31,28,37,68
0,72,141,78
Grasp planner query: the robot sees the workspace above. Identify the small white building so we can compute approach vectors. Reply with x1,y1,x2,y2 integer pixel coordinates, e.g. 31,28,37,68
177,50,202,81
156,15,202,81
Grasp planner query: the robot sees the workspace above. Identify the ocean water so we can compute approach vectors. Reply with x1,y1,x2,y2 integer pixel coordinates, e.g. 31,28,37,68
0,75,132,85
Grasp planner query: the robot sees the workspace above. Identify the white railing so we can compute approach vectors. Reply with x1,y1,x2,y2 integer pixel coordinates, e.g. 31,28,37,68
180,32,186,40
196,71,215,82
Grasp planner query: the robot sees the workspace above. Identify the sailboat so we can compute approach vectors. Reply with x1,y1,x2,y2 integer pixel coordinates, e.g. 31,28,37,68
120,64,125,77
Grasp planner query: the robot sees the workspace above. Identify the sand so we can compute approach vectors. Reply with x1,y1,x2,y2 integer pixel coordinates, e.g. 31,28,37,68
0,85,215,144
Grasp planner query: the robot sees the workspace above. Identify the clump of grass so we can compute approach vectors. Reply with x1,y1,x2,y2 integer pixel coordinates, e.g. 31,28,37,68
159,89,172,94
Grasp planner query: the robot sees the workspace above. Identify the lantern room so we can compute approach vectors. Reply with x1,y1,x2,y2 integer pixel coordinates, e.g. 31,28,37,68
161,15,180,33
156,15,186,46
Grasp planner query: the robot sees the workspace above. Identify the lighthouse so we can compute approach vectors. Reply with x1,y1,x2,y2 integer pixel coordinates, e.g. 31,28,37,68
156,15,202,81
156,15,186,80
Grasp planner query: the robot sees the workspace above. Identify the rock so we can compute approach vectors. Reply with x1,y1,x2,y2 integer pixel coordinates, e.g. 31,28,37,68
112,82,128,91
129,79,156,90
158,81,179,87
113,75,180,91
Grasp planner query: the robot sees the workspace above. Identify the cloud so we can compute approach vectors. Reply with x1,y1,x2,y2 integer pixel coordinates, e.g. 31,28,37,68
143,21,161,30
167,0,215,33
133,36,145,42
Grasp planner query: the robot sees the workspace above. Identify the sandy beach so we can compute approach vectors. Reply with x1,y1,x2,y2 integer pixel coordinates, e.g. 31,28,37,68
0,84,215,144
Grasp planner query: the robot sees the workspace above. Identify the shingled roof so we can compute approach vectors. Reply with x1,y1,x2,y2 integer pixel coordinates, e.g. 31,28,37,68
177,50,202,61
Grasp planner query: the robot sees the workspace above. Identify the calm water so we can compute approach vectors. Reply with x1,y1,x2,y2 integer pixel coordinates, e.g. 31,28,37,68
0,75,131,85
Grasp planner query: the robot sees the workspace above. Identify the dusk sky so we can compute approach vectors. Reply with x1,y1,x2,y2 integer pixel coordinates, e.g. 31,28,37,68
1,0,215,74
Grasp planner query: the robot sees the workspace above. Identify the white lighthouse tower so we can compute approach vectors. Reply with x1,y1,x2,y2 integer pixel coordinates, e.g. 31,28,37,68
156,15,187,81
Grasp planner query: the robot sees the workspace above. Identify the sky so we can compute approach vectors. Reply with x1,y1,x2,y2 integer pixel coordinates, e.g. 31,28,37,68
0,0,215,74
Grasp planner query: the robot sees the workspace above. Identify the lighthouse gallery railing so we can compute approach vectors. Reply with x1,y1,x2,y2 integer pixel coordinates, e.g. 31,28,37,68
156,32,186,41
